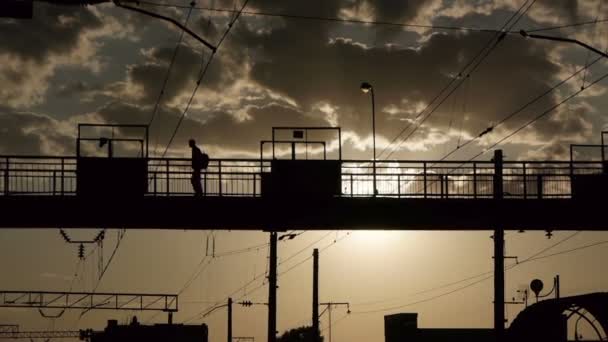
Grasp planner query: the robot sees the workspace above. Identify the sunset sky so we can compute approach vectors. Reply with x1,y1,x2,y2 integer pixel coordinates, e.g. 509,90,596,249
2,0,608,341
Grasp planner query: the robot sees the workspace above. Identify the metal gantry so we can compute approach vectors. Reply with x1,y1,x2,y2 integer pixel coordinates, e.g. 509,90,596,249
0,291,178,312
0,325,18,334
0,330,84,340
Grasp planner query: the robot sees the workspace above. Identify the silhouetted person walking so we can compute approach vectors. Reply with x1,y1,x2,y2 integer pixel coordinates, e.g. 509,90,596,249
189,139,207,197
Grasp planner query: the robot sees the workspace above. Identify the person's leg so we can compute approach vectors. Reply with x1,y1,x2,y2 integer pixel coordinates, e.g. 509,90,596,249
192,169,203,196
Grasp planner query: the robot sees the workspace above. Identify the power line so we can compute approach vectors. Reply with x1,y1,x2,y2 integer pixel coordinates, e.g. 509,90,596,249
527,18,608,33
438,54,605,162
182,232,334,323
159,0,250,158
214,242,269,257
182,231,349,324
351,231,580,315
379,0,536,161
135,1,608,35
149,4,194,157
135,0,502,33
467,69,608,161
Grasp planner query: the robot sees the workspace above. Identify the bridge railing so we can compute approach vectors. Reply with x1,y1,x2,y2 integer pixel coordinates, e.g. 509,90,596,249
0,156,603,198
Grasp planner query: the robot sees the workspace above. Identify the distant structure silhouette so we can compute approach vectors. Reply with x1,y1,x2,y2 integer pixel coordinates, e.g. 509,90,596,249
277,326,321,342
189,139,207,197
89,318,208,342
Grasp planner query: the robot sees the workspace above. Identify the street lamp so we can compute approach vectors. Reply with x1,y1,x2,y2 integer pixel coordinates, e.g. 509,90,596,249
360,82,377,196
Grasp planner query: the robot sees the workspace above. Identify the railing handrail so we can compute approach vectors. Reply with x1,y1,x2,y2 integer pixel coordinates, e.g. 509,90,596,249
1,154,605,164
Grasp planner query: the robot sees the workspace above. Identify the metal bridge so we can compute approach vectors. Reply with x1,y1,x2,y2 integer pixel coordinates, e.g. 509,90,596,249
0,124,606,230
0,154,606,230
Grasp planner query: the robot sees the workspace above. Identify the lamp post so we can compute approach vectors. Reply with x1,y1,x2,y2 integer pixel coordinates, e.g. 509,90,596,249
360,82,377,196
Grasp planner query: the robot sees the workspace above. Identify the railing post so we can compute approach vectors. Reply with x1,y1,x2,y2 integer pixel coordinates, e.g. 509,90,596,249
522,163,527,199
537,174,543,199
61,158,65,196
218,160,223,197
440,174,445,199
153,172,157,196
4,157,9,195
350,174,353,197
444,175,449,198
423,162,428,199
253,173,257,197
397,174,401,198
203,171,207,197
473,163,477,199
52,171,57,196
165,159,170,196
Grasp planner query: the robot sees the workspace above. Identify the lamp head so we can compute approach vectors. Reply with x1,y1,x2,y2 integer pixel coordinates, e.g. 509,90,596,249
99,137,109,148
360,82,372,94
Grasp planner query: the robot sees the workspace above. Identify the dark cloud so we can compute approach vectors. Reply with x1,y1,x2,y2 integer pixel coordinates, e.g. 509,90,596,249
90,101,328,156
233,15,563,148
0,2,102,62
0,110,73,155
536,0,580,22
371,0,429,22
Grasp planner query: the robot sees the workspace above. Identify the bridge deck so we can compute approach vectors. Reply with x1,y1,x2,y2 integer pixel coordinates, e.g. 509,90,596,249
0,196,606,230
1,156,605,230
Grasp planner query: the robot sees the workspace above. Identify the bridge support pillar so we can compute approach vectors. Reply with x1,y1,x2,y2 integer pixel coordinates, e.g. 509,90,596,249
268,232,278,342
493,150,505,342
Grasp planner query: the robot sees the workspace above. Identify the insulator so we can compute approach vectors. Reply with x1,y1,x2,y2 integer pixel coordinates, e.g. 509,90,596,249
78,243,85,259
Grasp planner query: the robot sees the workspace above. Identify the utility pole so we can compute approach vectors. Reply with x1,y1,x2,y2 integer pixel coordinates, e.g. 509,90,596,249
319,302,350,342
493,150,505,342
268,232,278,342
312,249,319,342
228,298,233,342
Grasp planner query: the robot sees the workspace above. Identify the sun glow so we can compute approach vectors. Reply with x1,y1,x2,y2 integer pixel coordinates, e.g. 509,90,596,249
352,230,396,246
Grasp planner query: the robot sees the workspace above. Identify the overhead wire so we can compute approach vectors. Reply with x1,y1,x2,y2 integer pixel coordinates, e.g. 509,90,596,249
135,0,608,35
438,54,605,162
182,231,349,323
182,232,334,323
379,0,537,161
159,0,250,158
149,3,195,157
350,231,581,315
466,69,608,161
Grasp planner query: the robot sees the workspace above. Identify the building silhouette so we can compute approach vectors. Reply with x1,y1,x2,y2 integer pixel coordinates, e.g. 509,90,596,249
88,318,208,342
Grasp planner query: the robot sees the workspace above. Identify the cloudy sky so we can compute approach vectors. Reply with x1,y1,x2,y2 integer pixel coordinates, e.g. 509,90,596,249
2,0,608,341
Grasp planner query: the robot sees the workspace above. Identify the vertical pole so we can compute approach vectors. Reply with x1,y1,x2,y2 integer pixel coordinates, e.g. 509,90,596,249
4,158,9,195
268,232,278,342
423,162,427,199
473,162,477,199
522,163,527,199
291,142,296,160
371,89,377,197
61,158,65,196
165,159,170,196
328,304,332,342
228,297,233,342
168,312,173,325
493,150,505,342
312,249,319,341
555,275,560,299
219,160,223,197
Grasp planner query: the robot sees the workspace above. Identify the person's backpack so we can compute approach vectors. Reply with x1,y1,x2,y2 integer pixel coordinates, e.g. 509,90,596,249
201,152,209,170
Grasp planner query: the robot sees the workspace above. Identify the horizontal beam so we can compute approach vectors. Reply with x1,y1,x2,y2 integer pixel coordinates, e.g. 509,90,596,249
0,330,81,339
0,196,606,230
0,291,178,312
